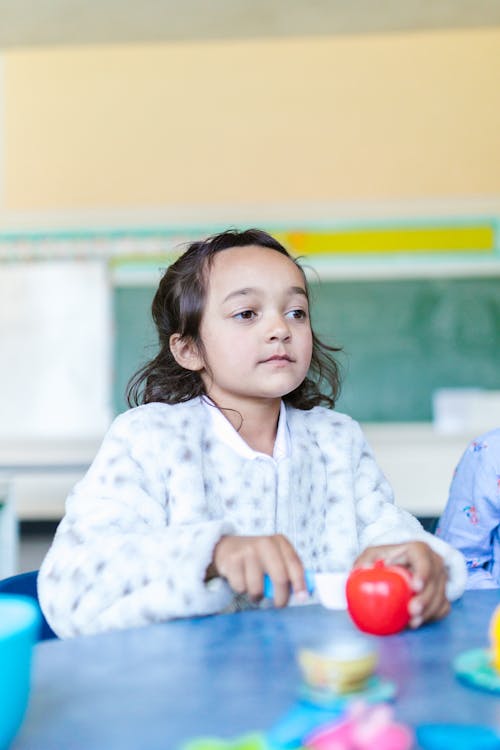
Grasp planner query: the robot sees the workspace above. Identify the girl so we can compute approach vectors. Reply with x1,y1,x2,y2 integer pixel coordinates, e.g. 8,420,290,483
39,229,466,637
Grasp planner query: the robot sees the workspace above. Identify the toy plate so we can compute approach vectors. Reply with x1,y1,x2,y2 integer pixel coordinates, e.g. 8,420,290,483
298,675,397,709
453,648,500,694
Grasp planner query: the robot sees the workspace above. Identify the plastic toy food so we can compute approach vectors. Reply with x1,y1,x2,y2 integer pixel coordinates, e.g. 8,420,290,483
305,703,414,750
297,634,377,694
181,733,266,750
345,560,413,636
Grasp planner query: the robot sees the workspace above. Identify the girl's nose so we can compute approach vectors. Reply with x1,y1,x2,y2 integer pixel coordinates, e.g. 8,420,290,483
266,316,291,342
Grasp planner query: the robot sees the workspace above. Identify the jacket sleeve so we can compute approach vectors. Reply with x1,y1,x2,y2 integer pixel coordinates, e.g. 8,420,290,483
350,419,467,601
38,411,234,638
436,437,500,589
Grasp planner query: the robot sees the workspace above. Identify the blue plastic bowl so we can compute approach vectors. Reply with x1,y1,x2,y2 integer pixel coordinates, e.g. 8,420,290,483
417,723,500,750
0,595,40,750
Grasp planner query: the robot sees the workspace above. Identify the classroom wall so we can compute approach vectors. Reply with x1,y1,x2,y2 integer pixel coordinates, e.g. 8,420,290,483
1,27,500,522
2,27,500,212
0,56,5,208
1,27,500,434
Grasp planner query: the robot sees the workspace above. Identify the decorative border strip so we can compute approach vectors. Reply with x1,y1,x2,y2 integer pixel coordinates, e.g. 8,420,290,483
0,221,497,260
275,225,494,255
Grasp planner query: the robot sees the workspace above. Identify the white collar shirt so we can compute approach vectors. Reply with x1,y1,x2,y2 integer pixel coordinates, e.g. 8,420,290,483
201,397,290,462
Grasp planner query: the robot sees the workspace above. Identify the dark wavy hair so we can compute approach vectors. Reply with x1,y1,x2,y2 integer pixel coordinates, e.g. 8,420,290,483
127,228,342,410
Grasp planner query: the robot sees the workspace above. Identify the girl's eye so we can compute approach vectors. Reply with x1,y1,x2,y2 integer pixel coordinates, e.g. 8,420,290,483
234,310,256,320
286,309,307,320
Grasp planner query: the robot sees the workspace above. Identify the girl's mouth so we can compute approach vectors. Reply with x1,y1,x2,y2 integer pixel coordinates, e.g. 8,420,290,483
262,355,293,363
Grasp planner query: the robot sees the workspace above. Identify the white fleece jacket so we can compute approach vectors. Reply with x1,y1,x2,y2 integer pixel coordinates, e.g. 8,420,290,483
38,399,466,637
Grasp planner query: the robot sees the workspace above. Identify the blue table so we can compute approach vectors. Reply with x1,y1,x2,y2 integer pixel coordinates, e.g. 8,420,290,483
13,590,500,750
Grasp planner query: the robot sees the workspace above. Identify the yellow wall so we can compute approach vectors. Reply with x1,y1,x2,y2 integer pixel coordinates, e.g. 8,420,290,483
3,28,500,211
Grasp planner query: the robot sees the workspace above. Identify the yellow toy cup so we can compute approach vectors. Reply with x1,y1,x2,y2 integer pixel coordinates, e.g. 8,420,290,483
298,635,377,695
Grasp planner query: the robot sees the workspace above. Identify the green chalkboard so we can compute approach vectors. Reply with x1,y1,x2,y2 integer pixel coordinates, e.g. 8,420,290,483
114,277,500,421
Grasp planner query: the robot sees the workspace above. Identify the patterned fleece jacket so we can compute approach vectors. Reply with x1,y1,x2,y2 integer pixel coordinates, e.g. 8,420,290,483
38,398,467,637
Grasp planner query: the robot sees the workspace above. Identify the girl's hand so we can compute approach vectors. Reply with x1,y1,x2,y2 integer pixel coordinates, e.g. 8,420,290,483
211,534,307,607
353,541,450,628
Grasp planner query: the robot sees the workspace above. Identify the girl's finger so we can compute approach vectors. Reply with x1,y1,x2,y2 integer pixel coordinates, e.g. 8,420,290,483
433,598,451,622
225,560,247,595
403,543,434,582
244,557,265,602
276,536,307,596
410,593,449,628
424,576,449,622
258,538,293,607
379,548,412,567
409,567,448,626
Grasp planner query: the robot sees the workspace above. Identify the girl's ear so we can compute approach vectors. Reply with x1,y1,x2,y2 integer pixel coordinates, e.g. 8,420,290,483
169,333,204,372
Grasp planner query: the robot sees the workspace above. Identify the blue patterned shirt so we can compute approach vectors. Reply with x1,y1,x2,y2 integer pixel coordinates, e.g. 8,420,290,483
437,428,500,588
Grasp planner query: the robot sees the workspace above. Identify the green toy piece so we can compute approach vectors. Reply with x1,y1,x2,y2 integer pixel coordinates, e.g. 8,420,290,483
181,732,269,750
454,648,500,694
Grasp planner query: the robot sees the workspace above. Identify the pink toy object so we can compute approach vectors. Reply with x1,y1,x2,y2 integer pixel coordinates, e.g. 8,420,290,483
346,561,413,636
305,703,413,750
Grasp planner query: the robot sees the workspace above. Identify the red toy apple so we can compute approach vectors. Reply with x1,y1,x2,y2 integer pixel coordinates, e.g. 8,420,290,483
346,560,413,636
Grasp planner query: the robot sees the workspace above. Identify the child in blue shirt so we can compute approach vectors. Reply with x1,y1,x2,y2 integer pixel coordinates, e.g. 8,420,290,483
437,428,500,588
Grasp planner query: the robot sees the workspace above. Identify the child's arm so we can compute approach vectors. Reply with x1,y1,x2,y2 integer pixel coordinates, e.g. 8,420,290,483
349,419,467,621
38,408,237,637
436,434,500,589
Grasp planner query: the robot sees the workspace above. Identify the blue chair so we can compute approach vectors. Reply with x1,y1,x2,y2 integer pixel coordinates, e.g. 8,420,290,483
0,571,57,641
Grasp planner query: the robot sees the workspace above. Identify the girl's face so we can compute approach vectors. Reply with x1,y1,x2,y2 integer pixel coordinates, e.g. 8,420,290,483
194,244,313,410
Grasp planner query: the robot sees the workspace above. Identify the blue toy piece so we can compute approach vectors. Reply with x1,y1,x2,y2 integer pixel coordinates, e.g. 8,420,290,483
265,700,344,749
416,724,500,750
263,571,316,600
0,595,41,749
0,570,57,641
